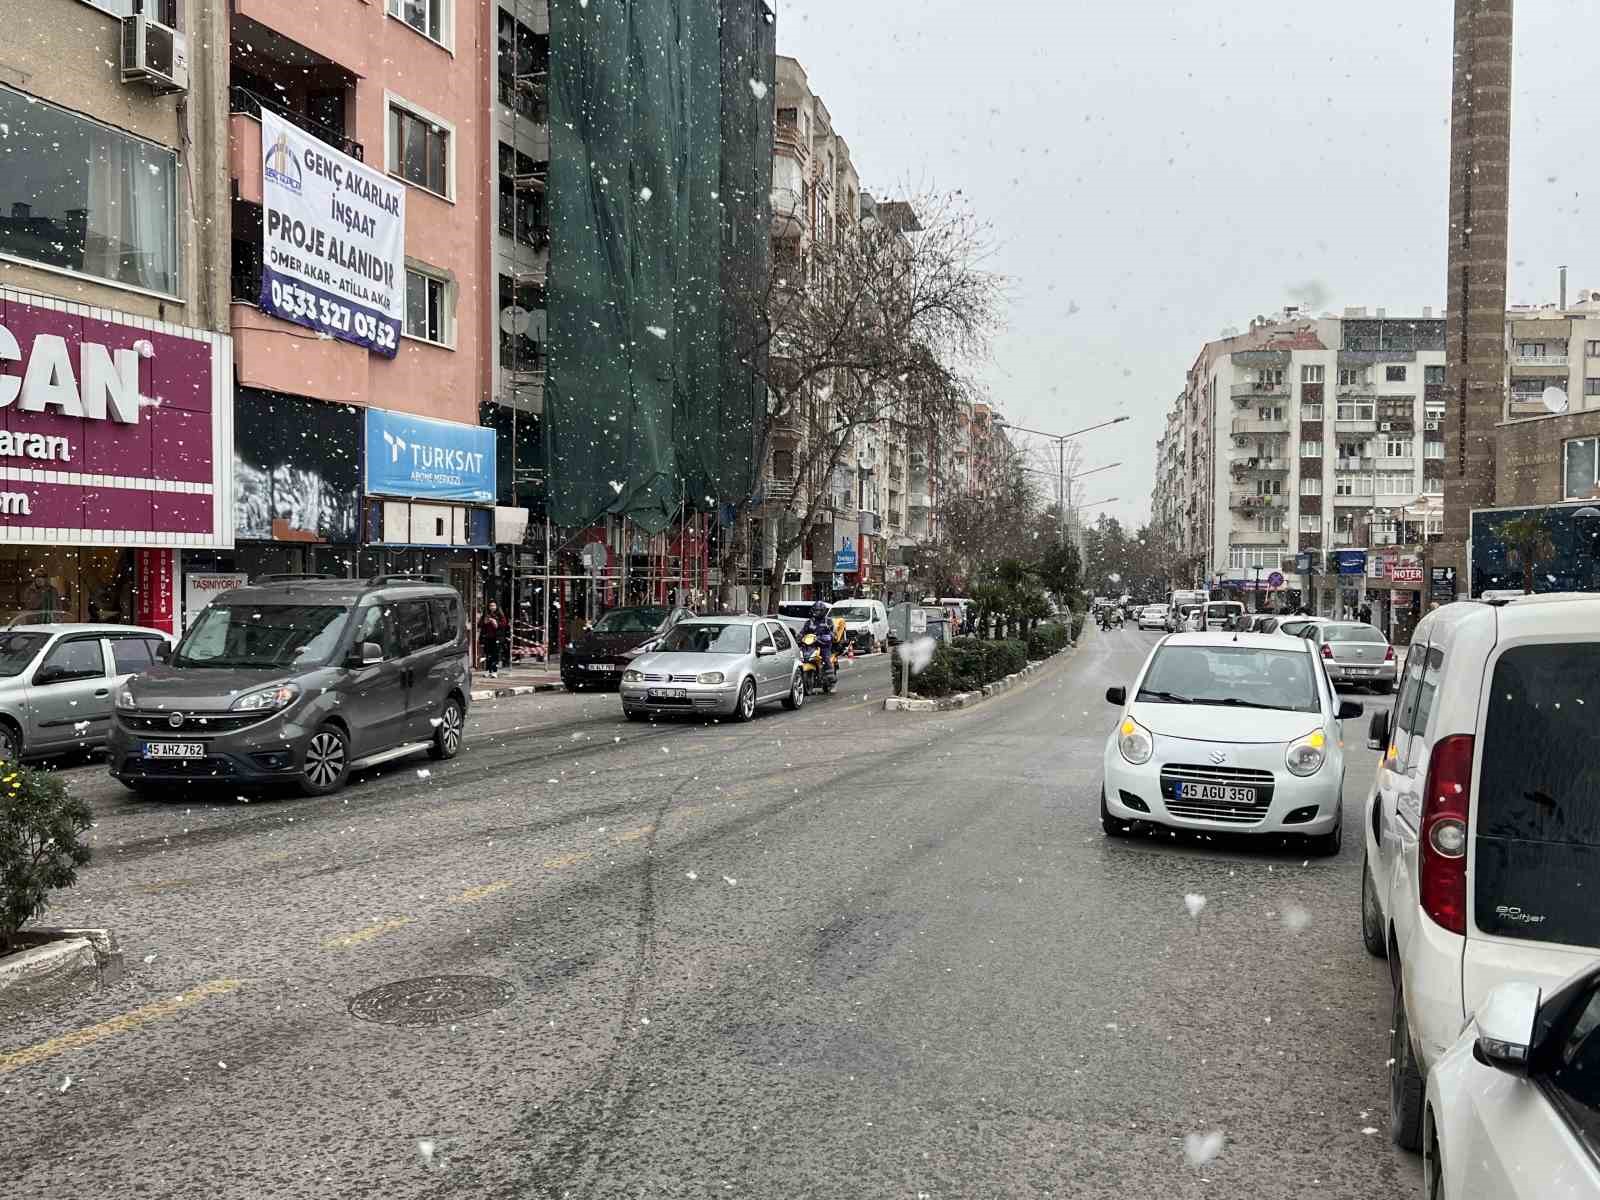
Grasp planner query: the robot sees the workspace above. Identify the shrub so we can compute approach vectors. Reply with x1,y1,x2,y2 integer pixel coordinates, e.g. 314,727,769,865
0,764,93,953
1069,609,1087,642
1027,621,1071,659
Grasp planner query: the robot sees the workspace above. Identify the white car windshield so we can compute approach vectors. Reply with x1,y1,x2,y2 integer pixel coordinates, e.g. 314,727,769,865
1137,645,1320,713
657,623,752,654
830,606,871,620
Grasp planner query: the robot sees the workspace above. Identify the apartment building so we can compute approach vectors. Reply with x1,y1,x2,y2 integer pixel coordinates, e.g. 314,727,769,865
1495,290,1600,506
211,0,497,611
1155,308,1447,637
0,0,233,632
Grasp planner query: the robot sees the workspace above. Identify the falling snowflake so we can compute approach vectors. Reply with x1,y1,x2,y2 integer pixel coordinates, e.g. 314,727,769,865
418,1139,437,1166
748,79,768,100
638,186,653,202
416,769,431,780
609,480,624,494
645,325,668,340
1281,904,1311,931
1183,893,1207,919
58,1075,73,1093
1183,1131,1224,1167
685,870,698,880
723,875,738,887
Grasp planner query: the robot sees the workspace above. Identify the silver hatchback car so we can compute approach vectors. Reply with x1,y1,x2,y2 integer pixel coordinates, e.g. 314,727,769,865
619,615,803,720
0,624,172,763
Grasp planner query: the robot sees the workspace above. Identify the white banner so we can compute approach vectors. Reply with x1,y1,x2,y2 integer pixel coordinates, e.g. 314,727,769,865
183,572,249,626
259,109,406,357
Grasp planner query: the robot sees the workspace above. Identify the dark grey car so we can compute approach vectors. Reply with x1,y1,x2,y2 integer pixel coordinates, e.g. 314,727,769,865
107,576,471,796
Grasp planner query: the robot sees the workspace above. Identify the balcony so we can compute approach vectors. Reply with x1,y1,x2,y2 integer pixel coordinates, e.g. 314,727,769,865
1231,380,1288,400
1229,530,1289,547
764,477,797,503
229,90,362,207
908,492,932,510
1233,456,1289,474
1231,416,1289,436
1378,457,1415,472
1335,418,1378,434
232,304,371,406
1513,352,1569,368
1230,491,1286,511
234,3,366,78
1336,457,1374,471
771,187,806,239
1337,382,1376,397
774,122,809,163
1332,492,1375,506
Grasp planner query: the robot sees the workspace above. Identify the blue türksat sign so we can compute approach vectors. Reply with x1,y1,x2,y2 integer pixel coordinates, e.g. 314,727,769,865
834,536,859,572
364,409,497,504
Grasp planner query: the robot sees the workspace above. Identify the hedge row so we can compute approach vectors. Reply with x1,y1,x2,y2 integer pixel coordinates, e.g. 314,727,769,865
891,627,1072,698
1069,610,1087,642
1027,621,1071,659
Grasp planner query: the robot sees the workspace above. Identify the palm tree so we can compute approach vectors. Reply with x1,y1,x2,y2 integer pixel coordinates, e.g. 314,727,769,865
1499,513,1557,594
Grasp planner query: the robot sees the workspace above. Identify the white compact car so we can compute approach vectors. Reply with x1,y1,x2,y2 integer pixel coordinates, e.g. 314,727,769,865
1101,632,1363,855
1361,594,1600,1153
1137,605,1168,630
1424,962,1600,1200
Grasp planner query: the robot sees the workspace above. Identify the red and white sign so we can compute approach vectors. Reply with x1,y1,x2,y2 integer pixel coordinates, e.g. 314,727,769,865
134,548,175,634
0,288,233,548
1391,565,1425,584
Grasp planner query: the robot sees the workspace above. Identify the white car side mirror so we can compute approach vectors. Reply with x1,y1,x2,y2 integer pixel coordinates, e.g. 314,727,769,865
1473,981,1542,1075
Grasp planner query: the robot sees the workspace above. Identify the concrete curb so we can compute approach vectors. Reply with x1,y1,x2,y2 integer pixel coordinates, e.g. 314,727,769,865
0,927,124,1013
470,682,564,701
882,642,1075,714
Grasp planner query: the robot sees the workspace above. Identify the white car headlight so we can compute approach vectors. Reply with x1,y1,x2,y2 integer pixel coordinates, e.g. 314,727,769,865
621,669,644,684
1286,730,1327,777
697,671,725,685
230,683,301,713
1117,716,1153,765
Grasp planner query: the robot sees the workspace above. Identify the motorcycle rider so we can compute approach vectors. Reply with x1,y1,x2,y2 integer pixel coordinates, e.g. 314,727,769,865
802,600,837,680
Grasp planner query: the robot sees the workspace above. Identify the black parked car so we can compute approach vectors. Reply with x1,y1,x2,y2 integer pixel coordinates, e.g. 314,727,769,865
561,606,694,691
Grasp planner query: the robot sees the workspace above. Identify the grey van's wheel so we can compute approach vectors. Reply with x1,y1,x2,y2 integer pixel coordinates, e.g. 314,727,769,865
733,678,757,722
430,697,464,760
299,725,350,796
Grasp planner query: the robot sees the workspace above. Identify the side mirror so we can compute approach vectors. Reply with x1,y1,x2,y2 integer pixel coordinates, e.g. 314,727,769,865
756,644,777,658
1338,699,1365,720
154,641,172,662
1472,981,1542,1075
1105,685,1126,706
349,641,383,667
1366,708,1390,752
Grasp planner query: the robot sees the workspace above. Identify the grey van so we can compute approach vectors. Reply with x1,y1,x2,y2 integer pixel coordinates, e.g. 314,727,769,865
107,576,470,797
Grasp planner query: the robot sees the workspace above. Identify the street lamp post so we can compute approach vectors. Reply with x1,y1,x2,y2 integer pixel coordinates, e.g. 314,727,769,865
996,416,1130,547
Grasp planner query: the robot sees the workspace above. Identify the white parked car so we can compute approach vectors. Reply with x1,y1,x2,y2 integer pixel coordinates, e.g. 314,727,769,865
1137,605,1168,630
1361,594,1600,1152
1101,632,1363,855
1202,599,1244,631
1424,962,1600,1200
828,599,889,653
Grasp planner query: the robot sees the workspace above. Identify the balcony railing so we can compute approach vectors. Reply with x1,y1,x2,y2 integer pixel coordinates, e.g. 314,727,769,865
1513,353,1569,368
774,123,809,161
764,478,797,502
1335,418,1378,433
230,86,362,160
908,493,931,510
1336,382,1376,397
1229,530,1289,546
1231,380,1288,398
1378,457,1415,471
1231,417,1289,436
1233,456,1289,473
1229,491,1286,511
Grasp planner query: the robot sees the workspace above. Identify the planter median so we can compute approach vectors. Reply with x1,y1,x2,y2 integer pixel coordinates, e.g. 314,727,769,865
0,928,124,1013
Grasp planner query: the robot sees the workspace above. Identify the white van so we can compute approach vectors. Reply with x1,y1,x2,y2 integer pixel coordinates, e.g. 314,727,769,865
1360,594,1600,1152
1203,600,1245,631
828,599,889,653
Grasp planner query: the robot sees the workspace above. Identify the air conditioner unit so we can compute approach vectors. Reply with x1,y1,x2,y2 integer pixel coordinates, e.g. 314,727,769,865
121,15,189,95
1378,422,1392,432
1424,419,1441,431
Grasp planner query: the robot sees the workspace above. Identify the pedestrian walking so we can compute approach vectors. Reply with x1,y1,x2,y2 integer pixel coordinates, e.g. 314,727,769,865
479,601,504,677
1358,601,1372,626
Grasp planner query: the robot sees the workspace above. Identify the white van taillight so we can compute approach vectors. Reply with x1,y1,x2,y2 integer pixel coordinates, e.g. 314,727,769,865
1420,733,1474,935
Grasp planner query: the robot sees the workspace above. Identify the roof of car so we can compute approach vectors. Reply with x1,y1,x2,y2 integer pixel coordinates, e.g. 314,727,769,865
7,623,169,637
1160,631,1314,651
213,577,458,606
685,614,766,625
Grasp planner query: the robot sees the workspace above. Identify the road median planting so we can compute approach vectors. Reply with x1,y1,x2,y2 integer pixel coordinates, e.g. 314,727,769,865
884,622,1074,713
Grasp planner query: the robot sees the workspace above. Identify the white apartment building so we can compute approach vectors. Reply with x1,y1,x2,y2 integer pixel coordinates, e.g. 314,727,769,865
1155,308,1447,636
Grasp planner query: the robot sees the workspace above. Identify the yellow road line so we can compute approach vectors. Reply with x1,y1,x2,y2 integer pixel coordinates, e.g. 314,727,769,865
0,978,243,1074
541,850,593,870
322,917,413,949
448,879,513,904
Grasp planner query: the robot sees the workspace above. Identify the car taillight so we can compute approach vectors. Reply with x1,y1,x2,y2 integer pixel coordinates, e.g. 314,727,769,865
1419,733,1474,935
1384,644,1396,662
1320,643,1333,659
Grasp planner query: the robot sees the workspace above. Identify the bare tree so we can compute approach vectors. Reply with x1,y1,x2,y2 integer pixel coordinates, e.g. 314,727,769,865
721,190,1002,610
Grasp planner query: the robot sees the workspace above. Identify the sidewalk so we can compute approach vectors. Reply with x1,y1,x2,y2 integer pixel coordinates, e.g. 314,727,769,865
471,661,565,701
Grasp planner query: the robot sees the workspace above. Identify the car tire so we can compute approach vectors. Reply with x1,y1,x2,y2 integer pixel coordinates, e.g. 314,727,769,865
299,724,351,797
1100,786,1132,838
429,696,464,760
1423,1115,1446,1200
563,682,579,694
1307,806,1343,857
1361,852,1388,959
1390,977,1427,1152
0,720,21,765
733,678,757,722
783,670,804,711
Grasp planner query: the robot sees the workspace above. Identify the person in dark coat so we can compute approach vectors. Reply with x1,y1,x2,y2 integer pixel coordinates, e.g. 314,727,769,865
479,601,504,677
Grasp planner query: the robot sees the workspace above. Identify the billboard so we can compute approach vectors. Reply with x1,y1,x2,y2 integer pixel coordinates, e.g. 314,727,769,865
365,409,497,504
1470,501,1600,596
259,110,406,357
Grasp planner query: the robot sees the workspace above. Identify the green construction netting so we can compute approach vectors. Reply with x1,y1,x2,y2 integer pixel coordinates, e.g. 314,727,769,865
546,0,773,533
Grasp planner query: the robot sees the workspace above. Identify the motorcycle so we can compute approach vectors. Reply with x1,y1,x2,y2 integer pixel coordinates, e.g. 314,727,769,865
798,632,838,696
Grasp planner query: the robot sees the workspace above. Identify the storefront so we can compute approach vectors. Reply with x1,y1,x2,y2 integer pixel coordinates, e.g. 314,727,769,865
0,289,233,633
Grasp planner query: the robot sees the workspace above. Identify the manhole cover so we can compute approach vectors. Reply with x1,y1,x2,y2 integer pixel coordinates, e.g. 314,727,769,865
347,975,515,1027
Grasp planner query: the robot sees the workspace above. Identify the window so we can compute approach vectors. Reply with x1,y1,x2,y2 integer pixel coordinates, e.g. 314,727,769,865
755,624,776,654
496,10,548,119
1299,514,1322,533
1301,365,1324,383
1338,368,1367,388
396,601,435,655
1423,441,1445,460
388,0,447,45
1424,365,1446,384
1302,402,1323,421
1586,379,1600,397
429,597,462,645
109,637,159,674
1376,472,1412,496
1425,404,1446,422
1256,514,1284,533
405,268,451,345
1564,437,1600,500
1384,365,1407,382
1256,478,1282,496
81,0,178,22
1336,402,1375,422
1256,405,1284,421
0,86,178,294
354,604,401,660
1421,477,1443,495
388,102,450,196
1299,440,1323,458
1337,440,1365,462
1227,546,1282,570
499,272,545,372
1299,477,1322,495
770,623,793,651
35,638,104,684
1588,340,1600,359
1518,341,1546,358
1384,436,1413,459
497,142,548,248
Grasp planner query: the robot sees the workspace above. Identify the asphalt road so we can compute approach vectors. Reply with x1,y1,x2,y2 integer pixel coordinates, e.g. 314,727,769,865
2,630,1422,1199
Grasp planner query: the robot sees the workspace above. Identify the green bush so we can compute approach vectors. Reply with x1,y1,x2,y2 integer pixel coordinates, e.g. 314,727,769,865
1069,609,1086,642
1,763,92,952
1027,621,1071,659
892,636,1033,698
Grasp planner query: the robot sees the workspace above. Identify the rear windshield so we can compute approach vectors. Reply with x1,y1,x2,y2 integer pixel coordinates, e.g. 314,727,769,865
1475,643,1600,948
1137,644,1319,713
1323,624,1386,643
1205,603,1239,618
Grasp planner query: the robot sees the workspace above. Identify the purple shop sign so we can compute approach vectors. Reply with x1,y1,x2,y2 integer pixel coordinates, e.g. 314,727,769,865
0,288,233,547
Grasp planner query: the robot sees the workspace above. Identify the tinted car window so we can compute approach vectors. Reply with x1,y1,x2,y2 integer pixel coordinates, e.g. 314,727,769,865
1474,643,1600,948
397,601,434,655
1547,984,1600,1136
1137,645,1319,713
0,632,48,677
354,603,401,660
37,638,104,682
109,637,157,674
429,598,460,645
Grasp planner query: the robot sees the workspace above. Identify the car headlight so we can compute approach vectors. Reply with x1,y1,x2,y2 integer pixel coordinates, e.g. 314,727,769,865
115,686,136,710
622,669,644,683
697,671,725,685
230,683,301,713
1117,716,1153,765
1286,730,1327,777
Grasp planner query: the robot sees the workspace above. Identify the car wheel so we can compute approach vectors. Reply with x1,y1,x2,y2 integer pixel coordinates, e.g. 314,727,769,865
1423,1116,1446,1200
1307,806,1343,857
1390,977,1427,1152
1361,851,1388,959
783,670,804,711
429,696,464,760
299,725,351,797
0,720,20,765
733,678,758,722
1100,786,1132,838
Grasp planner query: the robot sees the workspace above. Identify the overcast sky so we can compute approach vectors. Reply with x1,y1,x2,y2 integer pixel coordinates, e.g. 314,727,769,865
775,0,1600,530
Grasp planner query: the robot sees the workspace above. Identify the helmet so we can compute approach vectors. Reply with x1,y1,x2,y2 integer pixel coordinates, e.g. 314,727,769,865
811,601,829,619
